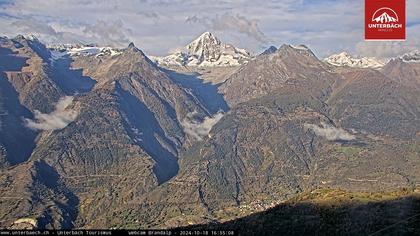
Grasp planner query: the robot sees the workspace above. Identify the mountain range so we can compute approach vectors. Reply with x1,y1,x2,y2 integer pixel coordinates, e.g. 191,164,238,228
0,33,419,233
48,32,417,69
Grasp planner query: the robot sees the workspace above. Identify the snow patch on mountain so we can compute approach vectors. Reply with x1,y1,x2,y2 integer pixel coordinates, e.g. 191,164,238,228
291,44,310,51
150,32,251,67
324,52,386,69
48,44,123,60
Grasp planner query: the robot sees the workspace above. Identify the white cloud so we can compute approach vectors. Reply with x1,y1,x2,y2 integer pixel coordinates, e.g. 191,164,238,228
11,19,58,36
181,112,224,141
82,19,132,46
304,123,355,141
186,13,268,44
24,96,78,131
3,18,132,47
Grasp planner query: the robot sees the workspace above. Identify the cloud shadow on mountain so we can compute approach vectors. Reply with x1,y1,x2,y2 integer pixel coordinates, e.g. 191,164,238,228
117,85,179,184
34,160,80,229
162,68,229,114
0,47,28,71
0,47,36,166
0,76,37,166
51,55,96,95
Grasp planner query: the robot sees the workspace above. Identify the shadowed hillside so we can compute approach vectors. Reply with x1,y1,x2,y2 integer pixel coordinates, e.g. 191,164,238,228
184,188,420,236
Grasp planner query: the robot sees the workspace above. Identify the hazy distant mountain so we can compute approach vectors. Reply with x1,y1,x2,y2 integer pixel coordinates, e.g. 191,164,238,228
399,50,420,63
259,46,277,55
324,52,386,68
150,32,251,67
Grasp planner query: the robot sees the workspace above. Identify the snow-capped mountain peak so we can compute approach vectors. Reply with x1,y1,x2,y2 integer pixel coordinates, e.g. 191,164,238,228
151,32,251,67
324,52,385,69
187,31,221,56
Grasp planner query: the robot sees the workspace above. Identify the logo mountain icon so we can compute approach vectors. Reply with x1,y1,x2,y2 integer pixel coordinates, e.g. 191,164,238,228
371,7,399,23
373,12,398,23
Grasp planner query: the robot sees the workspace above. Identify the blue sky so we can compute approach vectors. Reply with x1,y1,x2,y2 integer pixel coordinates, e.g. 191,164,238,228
0,0,418,58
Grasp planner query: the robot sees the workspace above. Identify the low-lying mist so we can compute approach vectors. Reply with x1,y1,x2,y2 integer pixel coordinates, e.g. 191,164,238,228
182,111,224,141
304,122,355,141
24,96,78,131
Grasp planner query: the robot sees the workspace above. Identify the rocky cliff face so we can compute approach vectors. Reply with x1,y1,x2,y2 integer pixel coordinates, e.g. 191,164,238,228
0,36,63,113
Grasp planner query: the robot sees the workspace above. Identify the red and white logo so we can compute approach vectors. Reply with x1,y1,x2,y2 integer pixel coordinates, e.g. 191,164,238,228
365,0,405,40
